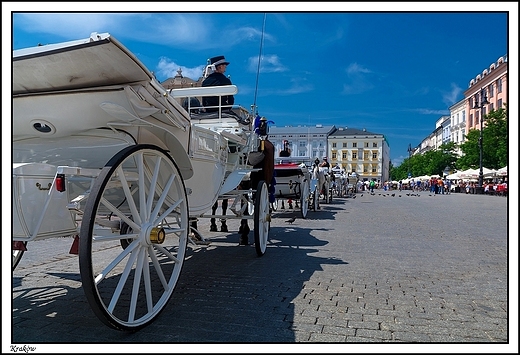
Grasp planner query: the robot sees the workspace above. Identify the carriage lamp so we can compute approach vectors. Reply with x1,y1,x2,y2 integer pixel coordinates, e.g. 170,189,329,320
55,174,66,192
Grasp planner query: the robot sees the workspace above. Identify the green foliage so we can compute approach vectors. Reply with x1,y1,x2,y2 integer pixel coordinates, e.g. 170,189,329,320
459,105,508,170
390,104,507,180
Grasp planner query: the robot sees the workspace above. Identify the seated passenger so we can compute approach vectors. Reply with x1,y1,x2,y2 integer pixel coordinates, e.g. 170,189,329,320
279,140,291,157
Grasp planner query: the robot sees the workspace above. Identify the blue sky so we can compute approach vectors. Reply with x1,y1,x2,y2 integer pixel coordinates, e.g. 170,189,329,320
5,3,517,167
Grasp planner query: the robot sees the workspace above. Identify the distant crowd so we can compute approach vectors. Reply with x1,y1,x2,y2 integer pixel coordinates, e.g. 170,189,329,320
358,177,507,197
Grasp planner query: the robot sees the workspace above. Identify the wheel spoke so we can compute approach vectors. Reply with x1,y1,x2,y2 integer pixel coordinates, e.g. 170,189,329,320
128,247,146,322
116,165,142,225
150,174,176,222
99,196,141,233
137,152,147,222
107,246,140,313
145,155,162,220
94,240,138,284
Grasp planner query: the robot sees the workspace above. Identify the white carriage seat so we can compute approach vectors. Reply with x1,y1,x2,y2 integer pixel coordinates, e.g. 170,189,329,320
189,109,250,126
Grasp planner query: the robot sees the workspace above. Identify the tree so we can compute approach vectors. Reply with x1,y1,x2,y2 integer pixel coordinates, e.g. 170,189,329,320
458,104,508,170
390,142,457,180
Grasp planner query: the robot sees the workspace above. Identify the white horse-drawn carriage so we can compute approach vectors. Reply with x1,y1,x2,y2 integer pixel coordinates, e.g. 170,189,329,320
12,32,272,331
271,161,315,218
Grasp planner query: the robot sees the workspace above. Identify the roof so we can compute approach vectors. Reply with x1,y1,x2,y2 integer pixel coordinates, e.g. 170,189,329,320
269,125,336,135
328,127,383,137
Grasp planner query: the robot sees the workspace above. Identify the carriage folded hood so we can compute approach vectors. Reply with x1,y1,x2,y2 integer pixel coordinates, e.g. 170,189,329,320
13,32,153,95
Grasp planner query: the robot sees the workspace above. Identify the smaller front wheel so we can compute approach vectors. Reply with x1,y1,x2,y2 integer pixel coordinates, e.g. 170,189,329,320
300,179,309,219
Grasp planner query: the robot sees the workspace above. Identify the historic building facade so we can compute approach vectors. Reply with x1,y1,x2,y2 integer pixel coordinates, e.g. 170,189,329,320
448,98,467,156
267,124,336,165
327,127,390,183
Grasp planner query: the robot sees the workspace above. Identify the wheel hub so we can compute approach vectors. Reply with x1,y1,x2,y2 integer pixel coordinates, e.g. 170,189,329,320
149,227,166,244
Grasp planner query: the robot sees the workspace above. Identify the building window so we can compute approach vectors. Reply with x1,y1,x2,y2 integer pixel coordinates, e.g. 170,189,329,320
372,152,377,159
469,114,473,127
299,141,306,147
352,152,357,159
364,152,370,160
498,99,503,108
364,142,369,148
352,142,357,148
363,166,368,173
462,111,466,122
372,142,377,147
475,111,479,125
497,78,503,93
332,142,337,148
372,167,377,173
342,152,347,159
489,83,494,98
351,167,356,173
490,103,494,111
332,152,337,159
342,142,347,148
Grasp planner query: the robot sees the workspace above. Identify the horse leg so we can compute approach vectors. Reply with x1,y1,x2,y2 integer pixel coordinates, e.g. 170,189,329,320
220,199,229,232
238,180,253,246
238,199,250,245
210,201,218,231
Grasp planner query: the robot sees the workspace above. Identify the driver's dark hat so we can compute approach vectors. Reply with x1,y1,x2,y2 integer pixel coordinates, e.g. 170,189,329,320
210,55,229,66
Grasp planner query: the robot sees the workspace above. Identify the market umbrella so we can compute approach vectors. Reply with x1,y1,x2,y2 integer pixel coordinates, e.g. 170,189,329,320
446,172,461,180
497,166,508,176
458,168,479,179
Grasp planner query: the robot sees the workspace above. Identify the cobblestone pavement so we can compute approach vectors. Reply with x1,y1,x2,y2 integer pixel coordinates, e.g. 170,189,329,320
7,190,516,353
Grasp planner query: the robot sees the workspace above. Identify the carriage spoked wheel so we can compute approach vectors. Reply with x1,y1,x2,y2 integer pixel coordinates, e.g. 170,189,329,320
300,179,310,219
79,144,189,332
254,180,270,257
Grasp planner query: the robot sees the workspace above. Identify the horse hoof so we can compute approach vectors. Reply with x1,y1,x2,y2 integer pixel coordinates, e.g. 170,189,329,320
210,224,218,232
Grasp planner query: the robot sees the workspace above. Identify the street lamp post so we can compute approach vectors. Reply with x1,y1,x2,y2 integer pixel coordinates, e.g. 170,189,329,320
473,88,489,194
407,144,413,178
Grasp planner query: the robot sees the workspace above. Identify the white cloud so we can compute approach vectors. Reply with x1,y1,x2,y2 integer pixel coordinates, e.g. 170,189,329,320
346,63,372,75
156,58,205,81
441,82,463,106
247,54,287,73
412,108,450,115
342,62,374,95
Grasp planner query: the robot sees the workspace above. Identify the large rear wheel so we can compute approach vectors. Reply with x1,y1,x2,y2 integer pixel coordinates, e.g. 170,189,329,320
253,180,269,256
79,144,189,331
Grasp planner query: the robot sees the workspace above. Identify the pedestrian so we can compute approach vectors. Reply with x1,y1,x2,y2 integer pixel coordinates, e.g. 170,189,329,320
319,156,330,168
438,178,445,194
369,179,375,193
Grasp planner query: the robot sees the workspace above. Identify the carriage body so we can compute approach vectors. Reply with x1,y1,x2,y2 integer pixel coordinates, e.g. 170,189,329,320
272,162,314,218
12,33,270,331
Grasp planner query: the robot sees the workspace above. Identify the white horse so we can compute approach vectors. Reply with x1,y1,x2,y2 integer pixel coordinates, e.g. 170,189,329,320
331,167,347,197
312,163,330,203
